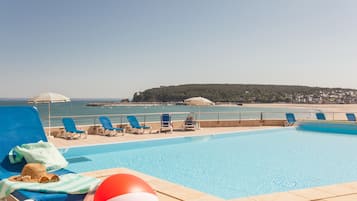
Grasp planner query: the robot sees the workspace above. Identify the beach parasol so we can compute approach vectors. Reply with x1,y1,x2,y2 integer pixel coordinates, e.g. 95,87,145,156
183,97,215,106
29,92,71,136
183,97,214,129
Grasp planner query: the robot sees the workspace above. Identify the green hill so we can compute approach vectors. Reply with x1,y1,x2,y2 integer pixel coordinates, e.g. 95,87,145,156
132,84,357,104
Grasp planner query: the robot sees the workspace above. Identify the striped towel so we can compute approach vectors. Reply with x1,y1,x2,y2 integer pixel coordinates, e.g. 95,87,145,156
0,173,101,199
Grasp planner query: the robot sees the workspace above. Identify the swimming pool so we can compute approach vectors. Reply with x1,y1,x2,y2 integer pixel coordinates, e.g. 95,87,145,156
62,128,357,199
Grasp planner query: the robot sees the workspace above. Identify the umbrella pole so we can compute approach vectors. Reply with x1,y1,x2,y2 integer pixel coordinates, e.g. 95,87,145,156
48,103,51,136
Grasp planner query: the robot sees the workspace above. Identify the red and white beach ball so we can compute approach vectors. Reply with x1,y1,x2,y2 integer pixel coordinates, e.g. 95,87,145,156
94,174,158,201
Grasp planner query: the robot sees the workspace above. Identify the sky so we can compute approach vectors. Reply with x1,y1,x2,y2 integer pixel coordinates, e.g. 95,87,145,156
1,0,357,99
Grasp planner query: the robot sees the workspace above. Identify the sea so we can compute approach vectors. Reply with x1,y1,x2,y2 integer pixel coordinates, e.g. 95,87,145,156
0,99,316,127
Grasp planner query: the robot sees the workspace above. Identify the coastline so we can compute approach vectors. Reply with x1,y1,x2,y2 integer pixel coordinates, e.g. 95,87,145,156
85,102,166,107
86,101,357,112
245,103,357,112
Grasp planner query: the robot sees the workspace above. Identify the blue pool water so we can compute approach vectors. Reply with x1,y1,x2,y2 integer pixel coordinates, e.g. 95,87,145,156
62,128,357,199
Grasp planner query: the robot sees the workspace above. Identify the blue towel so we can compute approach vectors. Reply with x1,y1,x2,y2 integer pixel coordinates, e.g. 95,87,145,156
0,174,100,199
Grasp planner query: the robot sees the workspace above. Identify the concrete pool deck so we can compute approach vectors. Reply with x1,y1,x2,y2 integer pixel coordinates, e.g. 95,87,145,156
50,126,357,201
50,126,272,148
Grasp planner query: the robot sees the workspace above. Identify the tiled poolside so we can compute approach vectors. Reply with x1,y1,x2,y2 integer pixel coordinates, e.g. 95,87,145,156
50,127,357,201
50,126,269,148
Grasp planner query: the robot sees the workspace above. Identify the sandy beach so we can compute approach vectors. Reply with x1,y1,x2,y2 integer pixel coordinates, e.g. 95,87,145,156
245,103,357,112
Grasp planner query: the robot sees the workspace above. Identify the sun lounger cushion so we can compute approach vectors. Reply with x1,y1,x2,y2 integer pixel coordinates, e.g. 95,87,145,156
285,113,296,125
0,173,100,199
9,141,68,172
346,113,356,121
316,112,326,120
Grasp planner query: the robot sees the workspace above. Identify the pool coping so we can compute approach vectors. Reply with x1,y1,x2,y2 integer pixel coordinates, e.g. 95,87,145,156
54,126,282,149
81,167,225,201
230,181,357,201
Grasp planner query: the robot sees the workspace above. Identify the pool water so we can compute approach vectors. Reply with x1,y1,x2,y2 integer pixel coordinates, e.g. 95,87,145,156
62,128,357,199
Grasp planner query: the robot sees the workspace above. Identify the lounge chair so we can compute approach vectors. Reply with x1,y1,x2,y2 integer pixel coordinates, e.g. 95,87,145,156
99,116,124,136
184,114,197,130
0,106,87,201
62,118,87,139
316,112,326,120
126,115,151,134
285,113,296,126
160,113,173,133
346,113,356,122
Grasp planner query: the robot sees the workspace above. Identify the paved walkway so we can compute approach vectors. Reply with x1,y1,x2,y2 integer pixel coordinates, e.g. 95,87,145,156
50,126,270,148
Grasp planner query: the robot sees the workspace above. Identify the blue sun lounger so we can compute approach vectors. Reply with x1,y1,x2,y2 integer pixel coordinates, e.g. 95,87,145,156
160,114,173,133
62,118,87,139
0,106,86,201
126,115,151,134
285,113,296,126
346,113,356,122
99,116,124,136
316,112,326,120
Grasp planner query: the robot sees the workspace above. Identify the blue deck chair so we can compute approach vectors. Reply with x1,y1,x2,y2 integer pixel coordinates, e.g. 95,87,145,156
0,106,86,201
346,113,356,122
126,115,151,134
160,114,173,133
62,118,87,139
316,112,326,120
285,113,296,126
99,116,124,136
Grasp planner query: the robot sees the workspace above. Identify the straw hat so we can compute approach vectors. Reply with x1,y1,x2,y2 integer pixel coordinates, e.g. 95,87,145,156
8,163,60,183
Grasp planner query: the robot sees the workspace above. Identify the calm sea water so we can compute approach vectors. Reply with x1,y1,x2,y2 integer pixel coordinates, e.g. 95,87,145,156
0,100,316,127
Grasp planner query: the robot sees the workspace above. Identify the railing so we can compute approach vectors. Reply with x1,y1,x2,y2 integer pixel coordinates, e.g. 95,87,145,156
46,111,357,128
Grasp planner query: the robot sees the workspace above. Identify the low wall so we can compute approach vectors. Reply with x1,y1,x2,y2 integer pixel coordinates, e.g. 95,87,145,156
199,120,285,127
46,119,286,136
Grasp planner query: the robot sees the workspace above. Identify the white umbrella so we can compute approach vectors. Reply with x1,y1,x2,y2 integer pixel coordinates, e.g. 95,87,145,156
29,92,71,136
184,97,215,106
184,97,214,130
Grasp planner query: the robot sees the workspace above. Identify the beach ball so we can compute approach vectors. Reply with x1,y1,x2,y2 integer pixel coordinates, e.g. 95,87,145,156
94,174,158,201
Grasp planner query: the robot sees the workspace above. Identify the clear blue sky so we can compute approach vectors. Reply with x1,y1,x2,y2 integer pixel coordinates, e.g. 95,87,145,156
1,0,357,99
